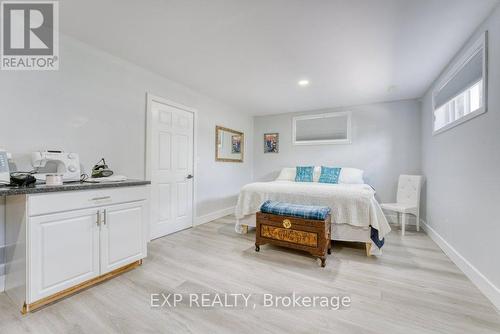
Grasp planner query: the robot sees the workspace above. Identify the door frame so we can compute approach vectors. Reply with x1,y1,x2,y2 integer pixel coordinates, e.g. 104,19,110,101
145,93,198,241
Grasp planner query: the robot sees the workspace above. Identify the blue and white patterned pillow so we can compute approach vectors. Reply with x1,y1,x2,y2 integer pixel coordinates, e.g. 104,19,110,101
295,166,314,182
318,166,341,184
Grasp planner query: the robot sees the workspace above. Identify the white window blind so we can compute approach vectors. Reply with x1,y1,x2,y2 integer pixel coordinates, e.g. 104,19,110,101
432,32,487,134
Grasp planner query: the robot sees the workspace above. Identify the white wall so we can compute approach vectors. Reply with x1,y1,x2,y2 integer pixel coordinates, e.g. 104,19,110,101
0,35,254,284
253,100,422,203
420,5,500,309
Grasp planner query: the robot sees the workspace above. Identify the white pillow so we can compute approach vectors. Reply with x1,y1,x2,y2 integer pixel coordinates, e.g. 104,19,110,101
339,168,364,184
276,167,296,181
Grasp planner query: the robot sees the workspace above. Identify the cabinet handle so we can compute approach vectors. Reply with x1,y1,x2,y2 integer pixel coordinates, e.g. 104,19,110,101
96,211,101,226
103,209,107,225
90,196,112,201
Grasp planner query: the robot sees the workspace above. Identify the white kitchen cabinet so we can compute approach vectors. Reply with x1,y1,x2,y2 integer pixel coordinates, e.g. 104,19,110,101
100,201,147,274
29,208,101,302
4,184,150,313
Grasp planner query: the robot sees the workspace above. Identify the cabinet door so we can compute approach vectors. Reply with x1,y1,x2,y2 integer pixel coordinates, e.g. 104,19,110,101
100,201,146,274
29,208,100,303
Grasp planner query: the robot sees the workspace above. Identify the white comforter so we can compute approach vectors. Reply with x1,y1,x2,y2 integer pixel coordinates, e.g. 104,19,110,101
235,181,391,240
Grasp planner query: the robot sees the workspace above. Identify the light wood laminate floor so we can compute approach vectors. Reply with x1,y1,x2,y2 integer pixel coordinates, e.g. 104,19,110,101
0,215,499,334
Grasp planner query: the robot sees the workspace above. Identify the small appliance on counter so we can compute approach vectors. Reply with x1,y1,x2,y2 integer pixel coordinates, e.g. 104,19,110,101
0,149,37,187
31,150,81,183
10,172,37,187
91,158,114,178
0,149,11,185
87,157,127,183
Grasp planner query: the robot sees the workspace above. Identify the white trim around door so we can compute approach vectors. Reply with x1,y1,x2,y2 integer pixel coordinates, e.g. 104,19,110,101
145,93,198,240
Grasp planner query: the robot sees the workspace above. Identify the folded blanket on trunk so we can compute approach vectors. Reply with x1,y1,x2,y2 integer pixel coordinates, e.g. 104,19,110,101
260,200,331,220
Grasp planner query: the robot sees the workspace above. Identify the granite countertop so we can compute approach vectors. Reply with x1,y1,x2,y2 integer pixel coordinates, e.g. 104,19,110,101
0,179,151,196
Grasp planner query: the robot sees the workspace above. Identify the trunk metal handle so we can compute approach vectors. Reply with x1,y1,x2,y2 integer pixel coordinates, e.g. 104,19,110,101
282,219,292,229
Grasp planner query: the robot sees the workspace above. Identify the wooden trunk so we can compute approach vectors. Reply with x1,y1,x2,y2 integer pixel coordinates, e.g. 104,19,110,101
255,212,331,267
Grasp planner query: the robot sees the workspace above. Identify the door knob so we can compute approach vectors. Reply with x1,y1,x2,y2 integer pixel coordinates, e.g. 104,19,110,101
187,174,194,179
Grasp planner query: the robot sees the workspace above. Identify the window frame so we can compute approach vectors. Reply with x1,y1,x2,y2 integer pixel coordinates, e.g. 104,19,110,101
292,111,352,145
432,31,488,135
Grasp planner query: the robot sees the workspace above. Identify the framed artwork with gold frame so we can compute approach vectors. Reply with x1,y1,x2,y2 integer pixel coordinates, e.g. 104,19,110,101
216,126,244,162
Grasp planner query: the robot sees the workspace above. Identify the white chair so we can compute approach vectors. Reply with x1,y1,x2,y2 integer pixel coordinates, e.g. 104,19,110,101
381,175,423,236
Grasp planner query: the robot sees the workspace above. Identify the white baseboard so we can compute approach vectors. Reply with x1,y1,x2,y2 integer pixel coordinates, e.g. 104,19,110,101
422,221,500,312
194,206,235,226
0,274,4,293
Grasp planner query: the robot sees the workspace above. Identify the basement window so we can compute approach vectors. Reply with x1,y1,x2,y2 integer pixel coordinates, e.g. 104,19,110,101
432,32,488,134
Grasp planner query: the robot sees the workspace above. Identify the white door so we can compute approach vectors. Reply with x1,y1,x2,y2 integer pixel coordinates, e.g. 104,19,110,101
100,201,146,274
29,208,100,302
149,99,194,239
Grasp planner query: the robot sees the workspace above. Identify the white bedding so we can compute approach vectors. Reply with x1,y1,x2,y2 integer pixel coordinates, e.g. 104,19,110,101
234,181,391,243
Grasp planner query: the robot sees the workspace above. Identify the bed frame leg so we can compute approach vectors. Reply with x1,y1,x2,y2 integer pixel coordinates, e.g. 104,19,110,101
242,224,249,234
365,243,372,257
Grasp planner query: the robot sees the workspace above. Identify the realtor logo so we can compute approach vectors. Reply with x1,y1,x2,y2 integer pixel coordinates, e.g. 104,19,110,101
1,1,59,70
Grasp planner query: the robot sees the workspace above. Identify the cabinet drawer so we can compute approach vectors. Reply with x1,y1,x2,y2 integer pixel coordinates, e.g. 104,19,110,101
28,186,148,216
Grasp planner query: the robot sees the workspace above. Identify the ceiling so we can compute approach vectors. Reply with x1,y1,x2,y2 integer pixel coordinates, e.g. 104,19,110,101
60,0,498,115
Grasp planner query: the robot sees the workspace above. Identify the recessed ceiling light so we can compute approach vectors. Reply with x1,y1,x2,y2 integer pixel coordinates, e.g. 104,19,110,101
298,80,310,87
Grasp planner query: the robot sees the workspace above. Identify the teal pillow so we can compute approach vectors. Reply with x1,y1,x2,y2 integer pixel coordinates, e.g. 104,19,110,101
318,166,341,184
295,166,314,182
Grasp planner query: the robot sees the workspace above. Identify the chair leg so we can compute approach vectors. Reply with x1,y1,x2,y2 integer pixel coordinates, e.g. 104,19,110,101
397,212,400,226
401,213,406,236
416,212,420,232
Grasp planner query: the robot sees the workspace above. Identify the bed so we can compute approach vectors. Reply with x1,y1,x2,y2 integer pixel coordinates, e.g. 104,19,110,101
234,167,391,256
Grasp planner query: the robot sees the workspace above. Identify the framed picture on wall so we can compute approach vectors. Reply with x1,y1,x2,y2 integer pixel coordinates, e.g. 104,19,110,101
264,133,279,153
215,126,244,162
231,134,242,153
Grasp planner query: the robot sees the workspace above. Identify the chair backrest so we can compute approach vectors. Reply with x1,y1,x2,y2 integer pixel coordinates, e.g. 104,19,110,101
396,175,423,206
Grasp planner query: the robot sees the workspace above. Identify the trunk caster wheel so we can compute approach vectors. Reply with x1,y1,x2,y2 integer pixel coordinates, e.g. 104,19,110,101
327,248,331,255
320,257,326,267
255,244,260,252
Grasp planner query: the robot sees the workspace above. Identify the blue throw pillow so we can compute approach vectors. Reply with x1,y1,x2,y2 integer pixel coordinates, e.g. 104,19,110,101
295,166,314,182
318,166,341,184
